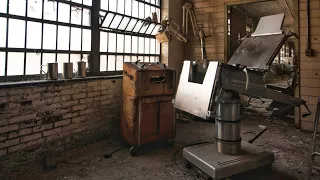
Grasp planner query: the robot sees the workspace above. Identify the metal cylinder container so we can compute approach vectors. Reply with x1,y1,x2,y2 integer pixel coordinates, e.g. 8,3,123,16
47,62,58,80
62,62,73,79
215,91,241,155
77,61,86,78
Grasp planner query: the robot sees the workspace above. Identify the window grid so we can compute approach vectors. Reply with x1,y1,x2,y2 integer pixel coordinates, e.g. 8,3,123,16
99,0,161,72
0,0,92,78
0,0,162,81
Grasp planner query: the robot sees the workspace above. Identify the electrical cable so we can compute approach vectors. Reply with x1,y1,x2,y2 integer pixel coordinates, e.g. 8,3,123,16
104,147,126,159
173,141,212,165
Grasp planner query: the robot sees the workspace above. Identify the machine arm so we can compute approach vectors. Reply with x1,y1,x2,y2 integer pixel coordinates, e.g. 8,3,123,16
156,2,210,60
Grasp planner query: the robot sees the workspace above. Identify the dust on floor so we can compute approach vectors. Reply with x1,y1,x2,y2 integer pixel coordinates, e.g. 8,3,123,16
1,98,319,180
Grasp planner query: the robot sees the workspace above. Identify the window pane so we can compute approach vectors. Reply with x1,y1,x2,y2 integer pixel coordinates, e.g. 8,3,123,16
108,33,116,52
125,19,137,31
109,0,117,12
44,1,57,21
0,0,7,13
139,2,145,19
145,38,150,54
138,37,144,54
57,26,70,50
83,8,91,26
132,20,143,32
150,56,155,62
71,27,81,51
155,56,159,62
57,54,69,73
124,35,131,53
82,29,91,51
100,31,108,52
132,56,138,63
132,36,138,53
139,23,149,33
26,53,41,75
9,0,26,16
116,56,123,70
138,56,144,63
110,15,123,29
28,0,42,19
27,21,42,49
132,1,138,18
125,0,132,16
71,6,82,25
72,0,82,4
108,55,115,71
100,55,107,71
70,54,81,73
117,0,125,14
8,19,25,48
101,0,108,10
102,13,115,28
58,3,70,23
156,43,160,54
146,23,156,34
0,18,6,47
0,52,5,76
150,38,156,54
151,24,161,35
124,56,131,62
7,52,24,76
144,56,149,62
83,0,92,6
43,24,57,50
117,34,124,53
118,16,130,30
42,53,56,73
145,4,151,18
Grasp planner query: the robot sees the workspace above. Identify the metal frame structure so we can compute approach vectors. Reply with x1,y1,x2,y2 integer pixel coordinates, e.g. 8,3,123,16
0,0,162,82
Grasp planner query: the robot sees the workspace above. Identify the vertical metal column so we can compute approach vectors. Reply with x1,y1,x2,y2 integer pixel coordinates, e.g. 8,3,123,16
215,91,241,155
90,0,101,75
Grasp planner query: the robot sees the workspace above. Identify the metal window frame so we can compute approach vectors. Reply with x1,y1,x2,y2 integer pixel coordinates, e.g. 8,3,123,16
0,0,162,82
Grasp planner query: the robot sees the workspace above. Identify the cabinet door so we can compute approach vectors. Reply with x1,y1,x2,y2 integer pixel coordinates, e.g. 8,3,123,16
159,101,174,137
140,102,158,136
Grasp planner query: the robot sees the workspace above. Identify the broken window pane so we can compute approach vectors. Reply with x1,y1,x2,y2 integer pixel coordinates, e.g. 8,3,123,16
28,0,42,19
26,53,41,75
43,23,57,50
0,18,6,48
44,1,57,21
7,52,24,76
27,21,42,49
71,6,82,25
8,19,25,48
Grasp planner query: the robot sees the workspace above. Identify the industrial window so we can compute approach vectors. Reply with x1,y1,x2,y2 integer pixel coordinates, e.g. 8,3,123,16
99,0,161,72
0,0,162,82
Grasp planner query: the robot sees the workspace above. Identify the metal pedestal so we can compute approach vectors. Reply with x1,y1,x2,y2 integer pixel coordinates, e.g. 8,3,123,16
183,141,274,180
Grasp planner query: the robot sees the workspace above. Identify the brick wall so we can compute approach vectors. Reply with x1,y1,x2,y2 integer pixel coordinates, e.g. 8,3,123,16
0,78,122,169
299,0,320,131
184,0,320,131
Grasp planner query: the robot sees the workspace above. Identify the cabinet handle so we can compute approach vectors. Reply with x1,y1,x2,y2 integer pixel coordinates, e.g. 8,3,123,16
150,76,166,84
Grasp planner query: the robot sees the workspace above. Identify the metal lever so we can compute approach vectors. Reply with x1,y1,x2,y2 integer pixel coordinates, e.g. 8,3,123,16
248,125,267,144
243,67,249,90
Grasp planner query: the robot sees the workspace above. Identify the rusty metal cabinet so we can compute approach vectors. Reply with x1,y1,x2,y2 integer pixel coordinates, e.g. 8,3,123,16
121,62,176,155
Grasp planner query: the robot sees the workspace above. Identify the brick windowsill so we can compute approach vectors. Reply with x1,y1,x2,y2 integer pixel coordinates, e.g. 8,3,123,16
0,75,123,89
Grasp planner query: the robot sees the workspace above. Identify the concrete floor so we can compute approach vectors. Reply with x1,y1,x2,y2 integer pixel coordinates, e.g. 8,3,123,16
1,98,319,180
